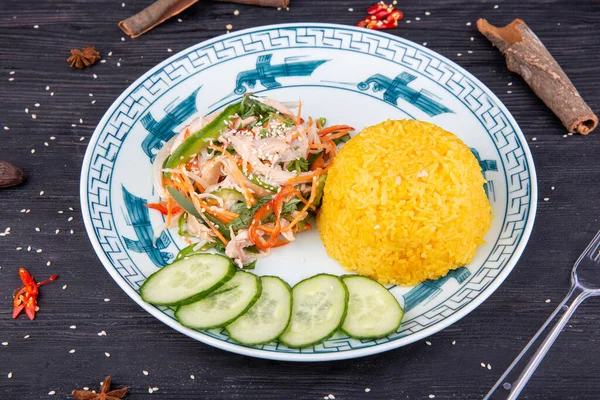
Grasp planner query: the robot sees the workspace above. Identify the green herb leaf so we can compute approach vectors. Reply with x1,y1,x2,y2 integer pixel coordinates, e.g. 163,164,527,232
167,187,201,218
228,196,273,230
287,157,309,174
307,151,323,169
318,117,327,127
242,260,257,270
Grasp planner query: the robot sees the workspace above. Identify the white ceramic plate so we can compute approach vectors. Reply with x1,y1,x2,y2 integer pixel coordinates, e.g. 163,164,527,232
80,23,537,361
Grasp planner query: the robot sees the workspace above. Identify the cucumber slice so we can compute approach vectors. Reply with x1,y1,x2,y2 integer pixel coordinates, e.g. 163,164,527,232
211,188,245,203
341,275,403,339
226,276,292,346
175,270,262,329
140,254,235,306
279,274,348,348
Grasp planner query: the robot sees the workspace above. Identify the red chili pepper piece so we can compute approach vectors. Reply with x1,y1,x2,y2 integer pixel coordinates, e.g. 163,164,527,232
358,2,403,30
12,268,58,320
145,202,182,216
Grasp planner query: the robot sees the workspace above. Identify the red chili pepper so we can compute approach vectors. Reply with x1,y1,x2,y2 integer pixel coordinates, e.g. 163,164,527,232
357,2,403,30
249,185,298,249
13,268,58,320
145,202,182,216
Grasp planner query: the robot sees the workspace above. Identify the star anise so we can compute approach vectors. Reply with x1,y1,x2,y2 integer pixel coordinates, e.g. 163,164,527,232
72,376,128,400
67,46,101,69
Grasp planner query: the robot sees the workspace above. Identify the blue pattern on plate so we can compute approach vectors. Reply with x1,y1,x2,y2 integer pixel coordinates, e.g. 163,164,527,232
122,186,172,267
234,54,328,94
357,71,453,116
471,148,499,200
141,87,201,161
81,24,536,359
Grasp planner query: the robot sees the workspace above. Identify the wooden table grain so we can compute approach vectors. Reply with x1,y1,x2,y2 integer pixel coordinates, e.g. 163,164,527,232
1,0,599,398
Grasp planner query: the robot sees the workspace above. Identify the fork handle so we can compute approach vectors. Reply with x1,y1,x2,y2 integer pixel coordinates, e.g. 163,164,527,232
484,285,591,400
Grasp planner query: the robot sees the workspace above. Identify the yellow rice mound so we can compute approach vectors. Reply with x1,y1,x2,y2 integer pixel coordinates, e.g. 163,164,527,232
317,120,493,286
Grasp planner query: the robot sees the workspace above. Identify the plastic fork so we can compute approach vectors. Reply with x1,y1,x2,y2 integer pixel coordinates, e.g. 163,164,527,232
485,230,600,399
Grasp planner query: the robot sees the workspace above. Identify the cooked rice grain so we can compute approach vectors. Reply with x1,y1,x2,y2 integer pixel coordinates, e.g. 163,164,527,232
317,120,492,285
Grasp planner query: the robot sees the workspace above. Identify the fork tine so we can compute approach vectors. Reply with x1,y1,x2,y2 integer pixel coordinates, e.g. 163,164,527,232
582,230,600,263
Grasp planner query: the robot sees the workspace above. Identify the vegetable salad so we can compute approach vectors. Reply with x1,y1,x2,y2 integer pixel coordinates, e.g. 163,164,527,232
149,94,354,268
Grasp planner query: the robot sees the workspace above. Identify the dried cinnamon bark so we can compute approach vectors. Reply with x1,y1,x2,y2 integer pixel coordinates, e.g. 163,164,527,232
119,0,289,39
477,19,597,135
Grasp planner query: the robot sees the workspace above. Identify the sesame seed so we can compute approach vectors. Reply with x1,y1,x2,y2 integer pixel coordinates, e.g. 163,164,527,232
47,261,51,266
80,137,85,141
48,391,56,396
117,62,121,67
425,11,431,15
328,395,335,399
8,77,14,82
50,136,55,140
190,375,195,379
466,22,472,26
69,207,73,211
470,37,474,41
7,372,12,379
9,71,15,75
149,388,154,394
468,50,473,54
563,134,568,138
105,352,111,357
167,48,173,53
69,349,76,354
365,388,371,392
406,20,411,23
33,25,39,29
551,186,555,190
27,246,31,251
70,229,74,234
55,229,60,234
36,249,42,253
503,383,512,390
16,246,22,250
429,395,435,399
508,82,513,86
487,363,492,370
50,92,54,96
415,17,420,21
70,325,76,329
104,298,110,302
121,2,125,6
494,4,499,8
234,9,239,15
91,100,96,104
46,86,50,90
35,227,40,232
121,37,125,41
457,53,462,57
23,334,30,339
177,18,183,22
2,342,8,346
422,42,427,46
226,24,233,30
3,126,8,130
452,340,456,345
425,341,432,346
32,114,37,119
532,137,537,141
143,370,149,376
507,90,512,94
62,285,67,290
544,198,549,201
480,362,486,368
68,217,74,222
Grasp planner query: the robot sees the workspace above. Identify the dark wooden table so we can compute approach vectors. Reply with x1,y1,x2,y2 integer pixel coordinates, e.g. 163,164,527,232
1,0,599,398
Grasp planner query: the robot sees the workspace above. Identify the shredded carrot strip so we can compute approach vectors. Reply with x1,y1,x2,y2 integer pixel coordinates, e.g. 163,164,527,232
317,125,354,136
309,153,325,171
283,177,318,232
286,167,327,184
321,130,351,141
308,143,330,150
295,192,316,211
295,100,302,126
307,116,313,127
183,127,191,139
316,119,323,130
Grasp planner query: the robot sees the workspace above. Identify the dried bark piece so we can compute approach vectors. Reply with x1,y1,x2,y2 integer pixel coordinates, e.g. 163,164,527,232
119,0,289,39
67,47,101,69
0,161,25,188
477,18,597,135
